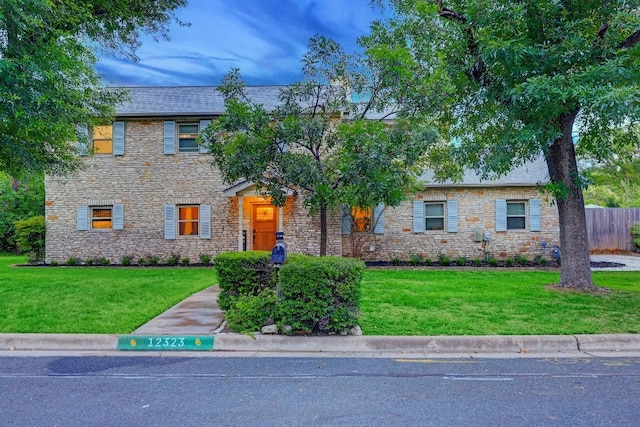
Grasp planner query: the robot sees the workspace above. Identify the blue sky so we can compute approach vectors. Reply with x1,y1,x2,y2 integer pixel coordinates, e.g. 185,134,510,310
96,0,386,87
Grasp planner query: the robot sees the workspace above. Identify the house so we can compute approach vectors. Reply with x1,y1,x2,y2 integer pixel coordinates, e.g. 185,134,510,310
44,86,559,264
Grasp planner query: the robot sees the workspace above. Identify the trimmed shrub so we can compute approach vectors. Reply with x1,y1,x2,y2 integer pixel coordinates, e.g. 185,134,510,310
214,251,275,311
276,255,364,335
224,291,277,334
14,215,45,263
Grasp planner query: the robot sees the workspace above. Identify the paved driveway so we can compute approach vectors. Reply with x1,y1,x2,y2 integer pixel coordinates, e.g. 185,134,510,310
591,254,640,271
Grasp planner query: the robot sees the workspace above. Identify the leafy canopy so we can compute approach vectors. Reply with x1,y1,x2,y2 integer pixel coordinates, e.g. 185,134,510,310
0,0,187,176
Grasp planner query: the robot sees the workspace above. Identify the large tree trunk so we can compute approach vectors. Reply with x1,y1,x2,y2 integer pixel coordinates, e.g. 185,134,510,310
544,112,596,291
319,203,327,256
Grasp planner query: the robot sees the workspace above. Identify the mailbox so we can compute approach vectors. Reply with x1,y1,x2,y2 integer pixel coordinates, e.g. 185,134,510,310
271,231,287,265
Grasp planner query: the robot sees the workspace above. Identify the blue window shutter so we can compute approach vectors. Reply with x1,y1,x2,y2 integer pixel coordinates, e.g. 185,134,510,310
447,200,459,233
199,120,211,153
199,204,211,239
163,121,176,154
113,204,124,230
413,201,425,233
373,203,385,234
164,205,176,239
496,199,507,232
77,206,88,231
341,205,351,235
529,199,541,232
113,122,125,155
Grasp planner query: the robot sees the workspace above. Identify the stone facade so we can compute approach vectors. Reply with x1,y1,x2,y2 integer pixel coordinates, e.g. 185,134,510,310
342,187,560,262
45,118,341,264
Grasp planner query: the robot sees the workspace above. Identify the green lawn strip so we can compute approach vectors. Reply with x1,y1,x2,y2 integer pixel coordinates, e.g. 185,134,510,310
0,256,216,333
359,269,640,336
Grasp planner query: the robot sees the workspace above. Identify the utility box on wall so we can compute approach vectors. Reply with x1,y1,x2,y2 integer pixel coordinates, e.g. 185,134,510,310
473,228,484,242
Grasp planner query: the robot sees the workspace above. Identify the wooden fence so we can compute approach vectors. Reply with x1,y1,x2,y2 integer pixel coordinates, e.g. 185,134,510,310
585,208,640,253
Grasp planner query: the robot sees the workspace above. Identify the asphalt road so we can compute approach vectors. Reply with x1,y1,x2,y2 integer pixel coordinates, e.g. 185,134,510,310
1,356,639,426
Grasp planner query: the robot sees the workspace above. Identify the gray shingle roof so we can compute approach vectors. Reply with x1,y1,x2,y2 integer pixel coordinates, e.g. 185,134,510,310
115,86,549,186
115,86,285,117
420,156,550,186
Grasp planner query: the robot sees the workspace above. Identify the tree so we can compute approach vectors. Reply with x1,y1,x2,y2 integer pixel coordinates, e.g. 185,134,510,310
200,36,432,256
0,0,187,177
0,171,44,252
365,0,640,290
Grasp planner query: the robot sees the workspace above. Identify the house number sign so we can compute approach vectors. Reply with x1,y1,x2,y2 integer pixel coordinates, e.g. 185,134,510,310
117,335,214,351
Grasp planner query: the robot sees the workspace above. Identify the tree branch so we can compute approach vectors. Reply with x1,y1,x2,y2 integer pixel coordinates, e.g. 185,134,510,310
620,29,640,49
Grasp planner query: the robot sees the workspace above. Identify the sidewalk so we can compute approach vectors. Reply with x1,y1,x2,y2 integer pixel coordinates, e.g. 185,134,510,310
2,255,640,357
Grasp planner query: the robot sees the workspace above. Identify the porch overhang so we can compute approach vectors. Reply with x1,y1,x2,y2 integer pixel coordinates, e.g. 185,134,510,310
222,180,296,197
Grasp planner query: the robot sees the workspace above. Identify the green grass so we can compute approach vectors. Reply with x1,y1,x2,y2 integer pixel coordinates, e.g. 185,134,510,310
359,269,640,336
0,255,215,333
3,255,640,336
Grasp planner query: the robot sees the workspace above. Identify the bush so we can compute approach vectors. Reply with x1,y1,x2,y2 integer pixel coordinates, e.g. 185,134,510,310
199,254,212,265
180,257,190,266
409,253,423,266
276,255,364,334
505,257,514,267
224,291,277,334
487,257,498,267
214,251,275,311
99,257,110,266
14,215,45,263
390,257,401,266
166,252,180,266
632,222,640,250
438,254,451,266
65,257,79,266
514,254,529,266
121,255,133,266
147,255,159,266
454,257,467,266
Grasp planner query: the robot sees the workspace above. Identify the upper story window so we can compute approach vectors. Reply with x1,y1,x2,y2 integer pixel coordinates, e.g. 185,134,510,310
178,124,199,152
92,125,113,154
506,201,526,230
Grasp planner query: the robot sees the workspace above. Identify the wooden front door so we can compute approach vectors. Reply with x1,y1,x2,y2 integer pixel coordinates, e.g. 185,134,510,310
252,204,277,251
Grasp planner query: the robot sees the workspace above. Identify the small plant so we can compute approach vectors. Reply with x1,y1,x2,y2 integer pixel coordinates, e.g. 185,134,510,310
166,252,180,266
473,258,483,267
455,257,467,266
147,255,160,266
487,257,498,267
534,254,548,266
50,261,59,267
505,257,514,267
514,254,529,266
137,258,147,266
65,257,79,266
423,258,433,266
85,258,95,266
409,253,424,266
199,254,212,265
120,255,133,266
180,257,190,266
438,253,451,266
390,257,401,266
14,215,45,264
99,257,110,266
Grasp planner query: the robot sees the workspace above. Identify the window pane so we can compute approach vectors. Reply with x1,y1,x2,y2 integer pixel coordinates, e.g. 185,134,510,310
178,138,198,152
93,126,112,140
93,125,113,154
426,218,444,230
178,206,199,236
179,124,198,134
425,203,444,216
91,207,112,229
507,202,525,216
507,217,526,230
351,207,371,232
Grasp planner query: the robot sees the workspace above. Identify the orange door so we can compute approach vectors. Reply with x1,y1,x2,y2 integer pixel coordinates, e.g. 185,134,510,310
252,204,277,251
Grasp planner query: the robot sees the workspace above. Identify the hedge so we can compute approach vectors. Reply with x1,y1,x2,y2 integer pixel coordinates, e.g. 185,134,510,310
214,251,275,311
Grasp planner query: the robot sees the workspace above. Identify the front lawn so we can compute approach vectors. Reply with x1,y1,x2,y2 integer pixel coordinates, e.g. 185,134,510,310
0,256,215,333
359,269,640,335
2,255,639,335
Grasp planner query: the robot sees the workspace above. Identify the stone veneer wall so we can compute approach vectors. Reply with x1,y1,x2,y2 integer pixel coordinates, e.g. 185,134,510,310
45,118,341,264
342,187,560,262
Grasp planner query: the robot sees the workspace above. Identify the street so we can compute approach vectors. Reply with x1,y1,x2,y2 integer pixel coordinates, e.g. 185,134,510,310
1,356,639,426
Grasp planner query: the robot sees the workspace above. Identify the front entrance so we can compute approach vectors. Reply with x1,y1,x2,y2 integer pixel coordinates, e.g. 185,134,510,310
252,204,277,251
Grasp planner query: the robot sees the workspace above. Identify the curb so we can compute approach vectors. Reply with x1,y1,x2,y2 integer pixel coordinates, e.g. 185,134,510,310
2,333,640,355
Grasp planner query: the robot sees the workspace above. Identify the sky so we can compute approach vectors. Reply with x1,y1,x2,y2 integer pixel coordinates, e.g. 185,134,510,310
96,0,387,87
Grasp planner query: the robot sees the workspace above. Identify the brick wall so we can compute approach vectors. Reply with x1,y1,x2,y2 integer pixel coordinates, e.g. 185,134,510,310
342,187,560,262
45,119,340,264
